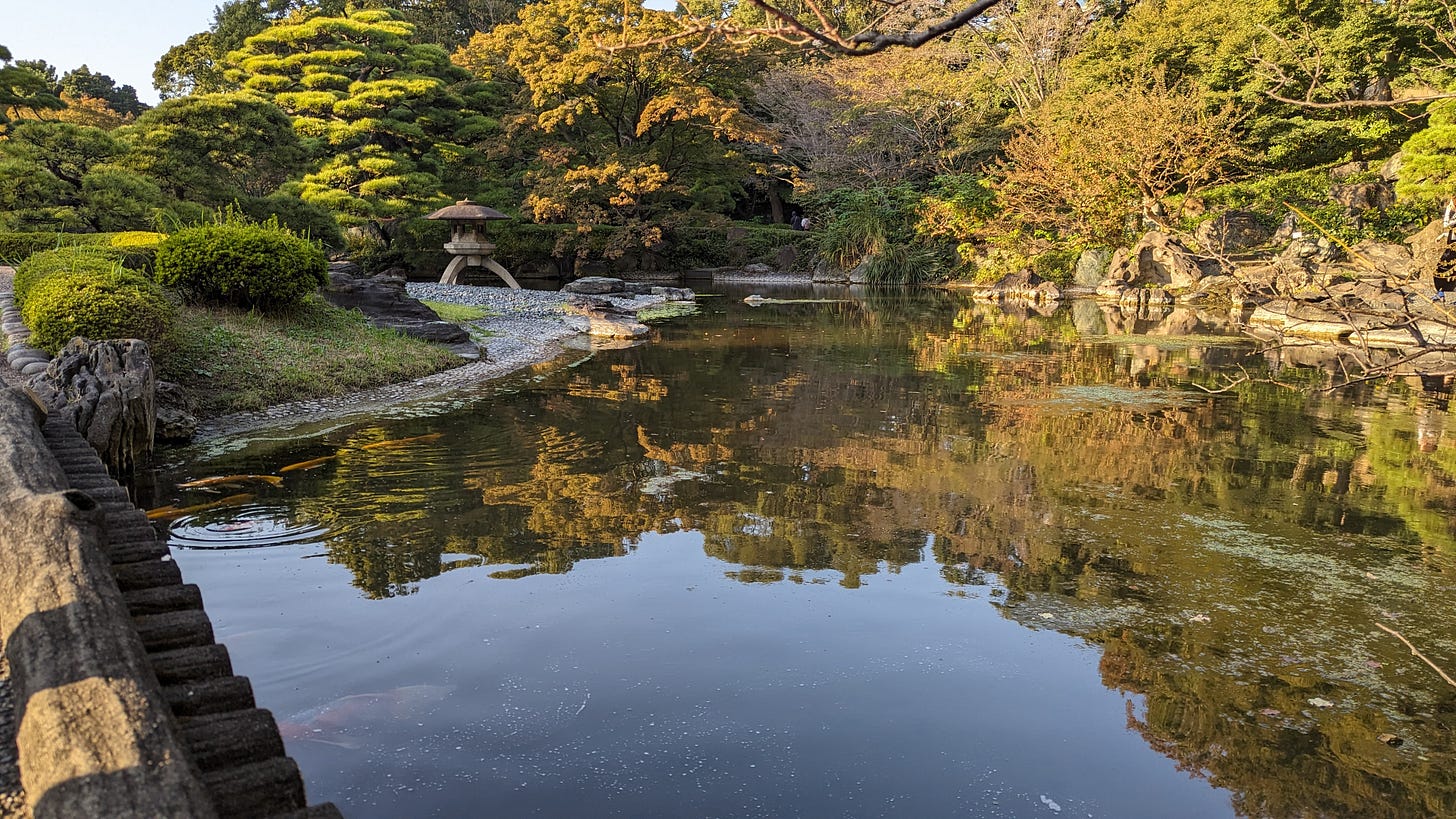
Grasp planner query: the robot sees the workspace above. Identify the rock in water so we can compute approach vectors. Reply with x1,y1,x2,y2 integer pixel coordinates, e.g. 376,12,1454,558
323,267,470,345
28,339,156,476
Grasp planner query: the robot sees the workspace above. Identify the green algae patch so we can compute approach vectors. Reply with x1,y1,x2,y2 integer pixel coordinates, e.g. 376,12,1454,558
420,300,491,322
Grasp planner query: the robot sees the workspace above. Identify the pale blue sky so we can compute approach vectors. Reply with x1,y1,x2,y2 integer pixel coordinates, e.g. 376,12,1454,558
2,0,219,103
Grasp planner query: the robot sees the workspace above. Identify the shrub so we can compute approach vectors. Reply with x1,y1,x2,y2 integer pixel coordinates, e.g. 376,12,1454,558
0,232,110,266
21,268,174,353
155,216,327,310
13,245,129,309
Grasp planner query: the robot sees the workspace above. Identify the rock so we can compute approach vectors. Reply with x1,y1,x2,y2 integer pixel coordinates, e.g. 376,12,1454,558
19,361,49,376
323,268,470,344
812,258,850,283
328,260,364,277
848,258,872,285
562,276,628,295
1282,235,1341,266
650,286,695,301
1379,153,1402,182
27,339,156,476
742,262,776,276
1332,180,1395,213
1196,211,1273,254
1408,219,1447,282
1074,248,1113,287
1330,160,1369,180
154,380,197,443
1105,231,1221,290
1351,240,1415,279
774,245,799,271
1271,211,1298,245
978,269,1062,303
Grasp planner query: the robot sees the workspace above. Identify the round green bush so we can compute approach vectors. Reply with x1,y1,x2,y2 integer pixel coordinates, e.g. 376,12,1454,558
13,245,128,309
154,221,327,310
21,269,174,353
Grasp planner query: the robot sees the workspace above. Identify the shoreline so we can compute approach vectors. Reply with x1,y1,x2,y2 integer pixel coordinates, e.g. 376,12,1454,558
186,284,668,446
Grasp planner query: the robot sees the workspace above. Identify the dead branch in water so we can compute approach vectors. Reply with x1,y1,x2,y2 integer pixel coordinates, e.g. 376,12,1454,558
1376,622,1456,688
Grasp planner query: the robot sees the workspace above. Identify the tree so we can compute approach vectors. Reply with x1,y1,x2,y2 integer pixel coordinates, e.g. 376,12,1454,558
997,72,1245,245
455,0,772,223
121,92,308,205
0,46,64,133
1396,99,1456,205
227,8,498,224
0,121,175,231
59,65,147,117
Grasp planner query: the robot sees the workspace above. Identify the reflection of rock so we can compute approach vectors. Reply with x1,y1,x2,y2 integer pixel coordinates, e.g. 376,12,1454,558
28,338,155,475
1071,300,1108,336
563,298,651,338
324,266,470,345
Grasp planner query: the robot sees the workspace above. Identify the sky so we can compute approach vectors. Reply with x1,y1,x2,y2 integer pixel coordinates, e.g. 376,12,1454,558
2,0,220,104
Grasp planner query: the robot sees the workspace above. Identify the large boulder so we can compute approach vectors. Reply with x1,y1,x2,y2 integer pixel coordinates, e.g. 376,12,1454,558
1195,211,1273,255
1103,231,1222,290
154,379,197,443
1408,219,1447,284
1073,248,1113,287
563,276,629,295
1332,180,1396,213
1351,239,1415,279
323,266,469,344
27,338,155,476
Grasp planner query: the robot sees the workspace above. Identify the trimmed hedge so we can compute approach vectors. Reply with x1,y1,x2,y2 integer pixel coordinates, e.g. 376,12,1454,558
21,268,174,353
13,245,130,309
0,231,164,271
155,220,327,310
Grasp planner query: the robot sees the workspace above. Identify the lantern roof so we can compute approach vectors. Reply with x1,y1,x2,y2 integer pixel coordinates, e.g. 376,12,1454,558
425,199,509,221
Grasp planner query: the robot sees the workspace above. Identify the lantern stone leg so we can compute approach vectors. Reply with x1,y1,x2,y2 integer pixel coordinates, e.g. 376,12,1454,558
438,254,520,289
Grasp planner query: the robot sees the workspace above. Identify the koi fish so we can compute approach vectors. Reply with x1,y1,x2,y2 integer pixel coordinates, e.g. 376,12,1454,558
276,684,455,750
176,474,284,490
277,455,338,473
357,433,444,451
145,492,255,521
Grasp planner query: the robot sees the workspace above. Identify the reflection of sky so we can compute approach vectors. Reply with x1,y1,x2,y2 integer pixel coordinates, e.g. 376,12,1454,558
176,532,1236,818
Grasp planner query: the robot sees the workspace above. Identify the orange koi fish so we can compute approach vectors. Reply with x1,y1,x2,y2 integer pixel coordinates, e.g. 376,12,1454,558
176,474,284,489
357,433,443,451
278,455,338,473
146,492,255,521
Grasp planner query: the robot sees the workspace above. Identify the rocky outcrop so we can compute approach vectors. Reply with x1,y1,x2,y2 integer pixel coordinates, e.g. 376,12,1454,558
1195,211,1273,255
975,270,1062,304
1073,248,1113,287
323,264,470,345
1099,232,1227,300
154,380,198,443
27,339,156,477
562,276,694,300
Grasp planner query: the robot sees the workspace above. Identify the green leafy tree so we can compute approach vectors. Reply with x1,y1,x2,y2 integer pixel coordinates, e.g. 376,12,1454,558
121,92,309,205
59,65,147,117
0,46,64,133
0,121,175,231
1396,99,1456,204
227,8,498,224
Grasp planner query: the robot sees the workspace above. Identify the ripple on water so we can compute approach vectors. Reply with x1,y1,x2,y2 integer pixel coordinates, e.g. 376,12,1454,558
168,503,330,550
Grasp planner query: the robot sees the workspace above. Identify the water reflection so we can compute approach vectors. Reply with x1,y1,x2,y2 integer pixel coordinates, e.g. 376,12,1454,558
145,287,1456,817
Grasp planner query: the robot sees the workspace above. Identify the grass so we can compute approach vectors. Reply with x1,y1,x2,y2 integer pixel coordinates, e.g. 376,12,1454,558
154,296,463,417
421,300,491,322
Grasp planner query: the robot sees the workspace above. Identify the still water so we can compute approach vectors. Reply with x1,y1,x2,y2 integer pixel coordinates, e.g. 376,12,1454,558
142,285,1456,818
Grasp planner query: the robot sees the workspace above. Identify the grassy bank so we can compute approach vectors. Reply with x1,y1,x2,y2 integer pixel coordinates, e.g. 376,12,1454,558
154,297,462,418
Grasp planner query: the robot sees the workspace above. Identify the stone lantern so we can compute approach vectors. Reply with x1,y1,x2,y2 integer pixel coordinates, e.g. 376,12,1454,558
425,199,519,288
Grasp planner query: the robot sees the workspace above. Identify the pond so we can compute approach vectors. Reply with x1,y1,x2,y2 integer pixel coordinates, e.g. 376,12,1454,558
140,284,1456,818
